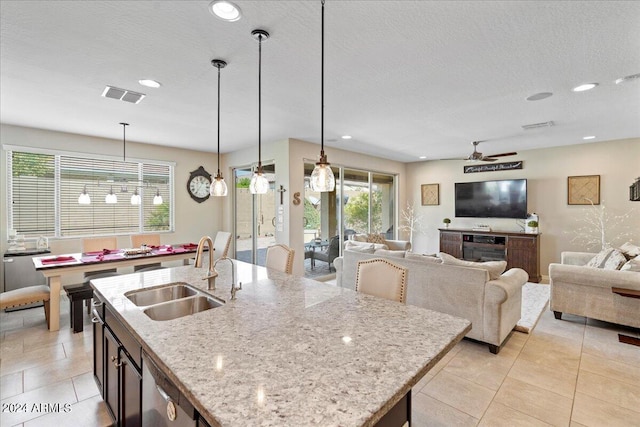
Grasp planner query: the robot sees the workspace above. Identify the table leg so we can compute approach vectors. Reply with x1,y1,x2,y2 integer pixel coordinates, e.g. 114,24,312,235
48,276,61,331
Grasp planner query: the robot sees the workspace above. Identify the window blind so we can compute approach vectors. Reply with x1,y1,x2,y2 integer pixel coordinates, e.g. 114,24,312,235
7,150,173,238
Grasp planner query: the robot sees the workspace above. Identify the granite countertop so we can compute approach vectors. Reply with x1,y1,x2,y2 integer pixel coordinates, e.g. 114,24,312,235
91,260,471,427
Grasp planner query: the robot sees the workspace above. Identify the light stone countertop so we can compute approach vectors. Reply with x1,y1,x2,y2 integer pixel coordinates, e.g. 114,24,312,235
91,260,471,427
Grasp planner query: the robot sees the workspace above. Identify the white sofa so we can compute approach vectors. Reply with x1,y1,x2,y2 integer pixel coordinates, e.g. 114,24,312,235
549,251,640,328
335,249,528,353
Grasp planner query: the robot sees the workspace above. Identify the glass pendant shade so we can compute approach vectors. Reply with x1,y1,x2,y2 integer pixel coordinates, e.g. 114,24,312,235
105,187,118,204
250,171,269,194
310,160,335,192
78,186,91,205
130,189,141,205
211,175,228,197
153,189,163,205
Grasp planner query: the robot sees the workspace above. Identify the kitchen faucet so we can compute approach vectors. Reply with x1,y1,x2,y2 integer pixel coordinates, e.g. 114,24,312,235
213,256,242,299
194,236,217,290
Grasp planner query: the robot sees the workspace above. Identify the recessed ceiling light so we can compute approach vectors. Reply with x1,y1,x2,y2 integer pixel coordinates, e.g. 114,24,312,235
583,136,596,140
615,73,640,85
419,156,427,159
138,79,161,88
526,92,553,101
572,83,598,92
341,135,352,139
209,1,242,22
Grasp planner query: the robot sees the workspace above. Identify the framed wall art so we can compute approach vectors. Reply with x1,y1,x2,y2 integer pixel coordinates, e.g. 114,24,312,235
568,175,600,205
421,183,439,206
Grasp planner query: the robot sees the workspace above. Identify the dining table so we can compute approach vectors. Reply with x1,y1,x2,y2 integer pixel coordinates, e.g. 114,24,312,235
32,243,202,331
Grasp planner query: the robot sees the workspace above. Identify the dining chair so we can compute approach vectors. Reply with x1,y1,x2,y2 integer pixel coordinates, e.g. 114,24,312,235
213,231,232,260
265,244,295,274
130,234,164,272
355,258,408,304
80,236,120,316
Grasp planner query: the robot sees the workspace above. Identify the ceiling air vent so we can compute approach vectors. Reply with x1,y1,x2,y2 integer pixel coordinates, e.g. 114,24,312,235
522,121,554,130
101,85,146,104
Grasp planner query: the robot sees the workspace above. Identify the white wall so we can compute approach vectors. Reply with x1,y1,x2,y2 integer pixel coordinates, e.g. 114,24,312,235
1,124,223,287
406,138,640,278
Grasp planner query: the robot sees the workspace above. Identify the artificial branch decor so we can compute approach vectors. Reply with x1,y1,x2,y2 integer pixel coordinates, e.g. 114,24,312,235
568,175,600,205
421,183,439,206
399,201,424,248
570,199,634,250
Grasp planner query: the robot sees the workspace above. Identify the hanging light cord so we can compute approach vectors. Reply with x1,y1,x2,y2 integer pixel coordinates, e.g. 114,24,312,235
120,122,129,162
217,62,222,176
321,0,325,159
258,32,263,173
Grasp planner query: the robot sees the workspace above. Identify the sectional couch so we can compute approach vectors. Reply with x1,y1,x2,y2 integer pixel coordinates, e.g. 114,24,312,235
335,248,529,353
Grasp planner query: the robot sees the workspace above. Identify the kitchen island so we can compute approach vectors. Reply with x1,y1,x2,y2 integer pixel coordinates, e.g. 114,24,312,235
91,260,471,426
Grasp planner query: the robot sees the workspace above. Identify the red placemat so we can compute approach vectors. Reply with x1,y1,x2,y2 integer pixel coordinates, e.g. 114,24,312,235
40,256,77,265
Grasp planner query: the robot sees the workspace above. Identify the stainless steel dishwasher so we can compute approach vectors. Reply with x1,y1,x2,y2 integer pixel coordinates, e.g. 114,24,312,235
142,351,198,427
3,249,50,311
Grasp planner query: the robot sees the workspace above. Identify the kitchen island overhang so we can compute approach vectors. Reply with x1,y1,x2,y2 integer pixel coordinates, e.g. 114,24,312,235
91,260,471,426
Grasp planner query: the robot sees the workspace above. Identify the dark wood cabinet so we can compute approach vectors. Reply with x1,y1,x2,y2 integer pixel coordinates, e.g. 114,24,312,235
94,299,143,426
439,231,463,258
439,229,541,282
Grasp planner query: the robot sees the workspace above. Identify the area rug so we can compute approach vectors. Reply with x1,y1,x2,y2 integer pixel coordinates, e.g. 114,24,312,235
515,282,550,333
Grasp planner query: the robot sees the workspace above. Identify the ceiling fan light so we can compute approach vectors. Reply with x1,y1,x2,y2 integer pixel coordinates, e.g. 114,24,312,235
211,175,228,197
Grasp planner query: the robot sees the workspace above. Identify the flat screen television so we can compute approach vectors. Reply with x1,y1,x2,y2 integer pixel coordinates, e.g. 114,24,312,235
455,179,527,219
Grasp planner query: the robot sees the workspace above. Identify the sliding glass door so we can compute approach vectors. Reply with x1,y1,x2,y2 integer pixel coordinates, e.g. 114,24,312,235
233,163,276,266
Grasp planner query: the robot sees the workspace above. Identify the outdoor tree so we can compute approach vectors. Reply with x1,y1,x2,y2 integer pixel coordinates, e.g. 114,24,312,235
344,191,382,233
304,197,320,230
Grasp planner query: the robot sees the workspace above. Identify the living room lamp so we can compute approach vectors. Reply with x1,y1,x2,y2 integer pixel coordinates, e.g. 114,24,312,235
249,29,270,195
310,0,335,193
210,59,228,197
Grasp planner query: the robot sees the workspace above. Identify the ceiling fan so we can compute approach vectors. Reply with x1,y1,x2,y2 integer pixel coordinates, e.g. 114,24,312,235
451,141,518,162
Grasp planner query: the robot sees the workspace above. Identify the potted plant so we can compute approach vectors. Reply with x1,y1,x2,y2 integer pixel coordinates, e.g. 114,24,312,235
527,220,539,233
443,218,451,229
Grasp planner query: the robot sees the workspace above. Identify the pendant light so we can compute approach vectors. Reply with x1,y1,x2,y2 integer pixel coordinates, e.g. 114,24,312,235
249,29,270,195
153,189,163,205
130,188,141,205
105,186,118,204
310,0,335,192
78,185,91,205
210,59,228,197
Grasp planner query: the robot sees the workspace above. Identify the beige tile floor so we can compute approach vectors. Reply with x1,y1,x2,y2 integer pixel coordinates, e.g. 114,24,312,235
1,297,639,426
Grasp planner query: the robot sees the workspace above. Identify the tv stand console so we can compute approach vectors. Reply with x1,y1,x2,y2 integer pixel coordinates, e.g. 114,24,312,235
439,228,541,283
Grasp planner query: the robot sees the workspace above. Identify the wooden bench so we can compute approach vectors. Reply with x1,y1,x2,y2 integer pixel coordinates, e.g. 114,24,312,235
63,283,94,333
0,285,51,326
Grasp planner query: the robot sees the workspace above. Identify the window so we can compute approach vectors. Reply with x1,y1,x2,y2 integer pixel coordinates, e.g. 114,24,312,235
7,149,174,238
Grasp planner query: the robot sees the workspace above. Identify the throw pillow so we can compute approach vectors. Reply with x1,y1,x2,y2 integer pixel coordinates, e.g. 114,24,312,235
437,252,507,280
586,248,616,268
345,241,375,253
620,258,640,272
352,234,368,242
366,233,387,244
374,248,406,258
603,249,628,270
406,252,442,263
619,242,640,259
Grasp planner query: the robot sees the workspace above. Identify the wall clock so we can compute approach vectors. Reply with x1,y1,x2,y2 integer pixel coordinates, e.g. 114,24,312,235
187,166,212,203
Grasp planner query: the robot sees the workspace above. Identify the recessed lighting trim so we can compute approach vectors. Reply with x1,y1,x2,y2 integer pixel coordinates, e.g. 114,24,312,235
526,92,553,101
419,156,427,159
139,79,161,88
209,0,242,22
341,135,352,139
583,136,596,140
615,73,640,84
572,83,598,92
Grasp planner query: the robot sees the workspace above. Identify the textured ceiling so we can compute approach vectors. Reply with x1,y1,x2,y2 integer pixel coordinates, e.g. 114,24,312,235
1,1,639,162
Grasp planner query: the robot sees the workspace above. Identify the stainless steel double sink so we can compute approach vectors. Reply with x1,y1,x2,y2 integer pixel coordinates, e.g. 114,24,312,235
125,283,224,321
